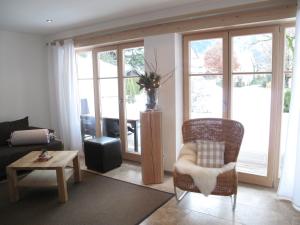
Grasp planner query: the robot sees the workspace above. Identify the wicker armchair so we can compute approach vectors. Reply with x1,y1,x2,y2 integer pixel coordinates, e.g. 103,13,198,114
173,118,244,210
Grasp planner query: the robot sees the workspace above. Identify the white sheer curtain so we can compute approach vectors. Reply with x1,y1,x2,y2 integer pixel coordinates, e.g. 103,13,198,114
48,39,82,151
278,0,300,211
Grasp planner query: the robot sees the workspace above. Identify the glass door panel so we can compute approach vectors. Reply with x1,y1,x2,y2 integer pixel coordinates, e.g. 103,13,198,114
190,38,223,74
99,79,119,118
97,50,120,138
232,74,272,176
232,34,272,73
76,51,96,141
231,33,273,178
188,37,224,118
98,50,118,78
123,47,145,154
78,80,95,116
76,51,93,79
190,75,223,118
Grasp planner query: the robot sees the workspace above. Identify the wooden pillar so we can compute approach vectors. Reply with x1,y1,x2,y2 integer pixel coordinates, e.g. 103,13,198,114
140,111,163,184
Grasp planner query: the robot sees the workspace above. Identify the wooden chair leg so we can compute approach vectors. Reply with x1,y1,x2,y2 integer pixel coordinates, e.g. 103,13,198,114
174,186,188,202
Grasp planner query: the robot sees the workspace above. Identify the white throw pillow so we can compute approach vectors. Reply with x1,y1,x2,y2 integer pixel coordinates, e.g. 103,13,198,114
196,140,225,168
10,129,50,146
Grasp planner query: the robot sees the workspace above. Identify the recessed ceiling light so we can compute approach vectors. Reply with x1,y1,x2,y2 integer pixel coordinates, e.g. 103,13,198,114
46,19,53,23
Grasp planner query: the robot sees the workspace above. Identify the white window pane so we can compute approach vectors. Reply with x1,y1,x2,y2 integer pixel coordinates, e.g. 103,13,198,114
190,38,223,74
190,75,223,119
232,33,272,73
76,51,93,79
232,74,272,176
123,47,144,76
98,50,118,78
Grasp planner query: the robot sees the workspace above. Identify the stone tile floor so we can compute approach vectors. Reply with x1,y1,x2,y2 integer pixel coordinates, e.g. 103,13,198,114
83,161,300,225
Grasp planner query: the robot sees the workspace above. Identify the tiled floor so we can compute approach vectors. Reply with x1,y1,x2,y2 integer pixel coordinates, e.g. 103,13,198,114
83,161,300,225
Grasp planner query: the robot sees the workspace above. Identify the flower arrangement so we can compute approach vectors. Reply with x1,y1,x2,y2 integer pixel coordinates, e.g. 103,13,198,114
136,71,160,110
135,52,173,110
136,71,161,91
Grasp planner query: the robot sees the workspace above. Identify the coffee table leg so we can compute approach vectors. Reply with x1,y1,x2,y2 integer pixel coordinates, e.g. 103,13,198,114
6,167,19,202
56,168,68,203
73,154,82,183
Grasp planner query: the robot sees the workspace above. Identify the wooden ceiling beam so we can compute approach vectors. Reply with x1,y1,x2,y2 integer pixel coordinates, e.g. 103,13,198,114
74,1,297,48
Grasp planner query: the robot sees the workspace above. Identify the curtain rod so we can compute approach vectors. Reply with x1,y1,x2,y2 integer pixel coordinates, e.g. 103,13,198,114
46,40,65,46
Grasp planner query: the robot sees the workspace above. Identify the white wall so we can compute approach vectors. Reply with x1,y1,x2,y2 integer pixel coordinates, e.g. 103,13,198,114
144,33,183,171
0,30,50,128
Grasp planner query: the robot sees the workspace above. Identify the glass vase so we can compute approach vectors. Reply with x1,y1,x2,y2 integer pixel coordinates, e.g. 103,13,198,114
146,88,158,111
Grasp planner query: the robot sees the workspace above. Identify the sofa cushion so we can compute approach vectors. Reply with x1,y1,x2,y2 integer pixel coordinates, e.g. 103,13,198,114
10,129,49,146
9,116,29,132
0,122,10,146
0,117,29,146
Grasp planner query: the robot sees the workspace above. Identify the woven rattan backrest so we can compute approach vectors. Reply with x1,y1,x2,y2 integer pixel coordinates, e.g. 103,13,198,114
182,118,244,163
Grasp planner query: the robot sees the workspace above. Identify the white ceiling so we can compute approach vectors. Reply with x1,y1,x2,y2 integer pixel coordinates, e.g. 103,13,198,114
0,0,268,37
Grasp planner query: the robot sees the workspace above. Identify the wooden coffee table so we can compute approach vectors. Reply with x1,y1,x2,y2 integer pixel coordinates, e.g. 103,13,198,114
6,151,81,203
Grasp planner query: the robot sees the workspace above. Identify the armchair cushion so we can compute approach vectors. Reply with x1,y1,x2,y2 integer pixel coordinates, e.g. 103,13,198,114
196,140,225,168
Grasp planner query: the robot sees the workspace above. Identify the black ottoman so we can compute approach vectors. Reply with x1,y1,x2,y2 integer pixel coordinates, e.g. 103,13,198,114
84,136,122,173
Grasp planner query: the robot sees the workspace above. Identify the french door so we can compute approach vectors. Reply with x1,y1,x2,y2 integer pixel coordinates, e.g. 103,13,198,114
184,26,281,186
92,42,145,162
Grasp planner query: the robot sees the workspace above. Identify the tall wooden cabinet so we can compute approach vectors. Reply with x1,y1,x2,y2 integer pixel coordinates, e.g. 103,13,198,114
140,111,163,184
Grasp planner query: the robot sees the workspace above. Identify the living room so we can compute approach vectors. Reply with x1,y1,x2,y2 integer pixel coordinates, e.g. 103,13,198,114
0,0,300,224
